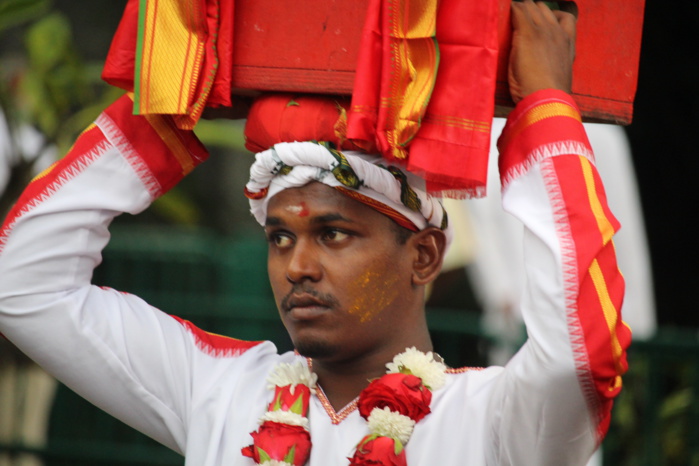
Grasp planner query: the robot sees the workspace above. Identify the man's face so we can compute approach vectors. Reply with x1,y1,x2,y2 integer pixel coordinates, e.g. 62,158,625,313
265,182,417,363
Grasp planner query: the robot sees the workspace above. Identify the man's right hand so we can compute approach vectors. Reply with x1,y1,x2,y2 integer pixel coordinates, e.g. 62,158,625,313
507,0,577,104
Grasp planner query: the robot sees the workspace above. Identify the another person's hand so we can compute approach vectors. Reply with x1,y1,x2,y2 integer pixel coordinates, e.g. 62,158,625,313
508,0,577,103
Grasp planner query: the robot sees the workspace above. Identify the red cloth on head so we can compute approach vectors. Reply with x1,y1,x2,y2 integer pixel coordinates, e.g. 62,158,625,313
244,94,361,153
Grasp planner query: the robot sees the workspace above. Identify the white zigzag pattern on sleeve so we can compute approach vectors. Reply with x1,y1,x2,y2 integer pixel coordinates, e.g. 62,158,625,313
0,140,110,255
539,157,602,432
96,113,163,198
502,140,595,190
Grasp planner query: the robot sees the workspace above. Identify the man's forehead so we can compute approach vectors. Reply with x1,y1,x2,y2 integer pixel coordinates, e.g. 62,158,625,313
265,212,354,228
266,183,377,225
269,181,335,197
268,182,355,210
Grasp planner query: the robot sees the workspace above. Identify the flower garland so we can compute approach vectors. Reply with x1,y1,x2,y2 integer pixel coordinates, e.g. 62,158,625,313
241,362,317,466
242,348,447,466
349,347,447,465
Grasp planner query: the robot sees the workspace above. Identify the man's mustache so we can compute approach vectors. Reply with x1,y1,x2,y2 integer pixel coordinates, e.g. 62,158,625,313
280,285,340,312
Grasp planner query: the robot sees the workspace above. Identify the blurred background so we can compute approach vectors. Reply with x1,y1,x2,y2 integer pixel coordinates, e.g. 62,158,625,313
0,0,697,465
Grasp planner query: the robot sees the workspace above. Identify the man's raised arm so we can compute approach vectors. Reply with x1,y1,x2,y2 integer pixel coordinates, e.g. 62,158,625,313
482,2,630,463
0,95,266,453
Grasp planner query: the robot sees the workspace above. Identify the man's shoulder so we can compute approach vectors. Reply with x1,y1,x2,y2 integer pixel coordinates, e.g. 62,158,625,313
442,365,505,391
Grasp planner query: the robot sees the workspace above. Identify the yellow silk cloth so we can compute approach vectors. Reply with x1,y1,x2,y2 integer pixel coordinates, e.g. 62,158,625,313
102,0,234,129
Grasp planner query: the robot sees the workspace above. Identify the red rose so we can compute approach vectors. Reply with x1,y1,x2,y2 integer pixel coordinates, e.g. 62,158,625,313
349,435,407,466
267,384,312,415
241,421,311,466
358,373,432,422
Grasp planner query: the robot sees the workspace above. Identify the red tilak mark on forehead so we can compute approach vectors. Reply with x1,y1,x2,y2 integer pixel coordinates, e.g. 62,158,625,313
285,202,310,217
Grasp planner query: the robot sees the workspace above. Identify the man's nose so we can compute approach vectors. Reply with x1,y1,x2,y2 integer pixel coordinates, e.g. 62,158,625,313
286,239,322,284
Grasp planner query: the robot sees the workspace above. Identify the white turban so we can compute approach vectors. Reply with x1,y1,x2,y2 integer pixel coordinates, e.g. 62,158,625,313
245,141,453,249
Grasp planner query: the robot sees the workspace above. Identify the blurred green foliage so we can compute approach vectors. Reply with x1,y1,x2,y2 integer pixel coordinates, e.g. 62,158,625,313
603,329,699,466
0,0,50,31
0,0,121,216
1,2,121,148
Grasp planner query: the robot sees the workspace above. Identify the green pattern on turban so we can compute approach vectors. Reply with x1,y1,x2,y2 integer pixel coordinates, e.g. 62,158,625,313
387,166,422,213
440,206,449,230
317,141,361,189
278,165,293,176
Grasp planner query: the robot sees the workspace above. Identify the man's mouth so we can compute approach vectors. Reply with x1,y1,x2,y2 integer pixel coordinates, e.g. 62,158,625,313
281,288,338,320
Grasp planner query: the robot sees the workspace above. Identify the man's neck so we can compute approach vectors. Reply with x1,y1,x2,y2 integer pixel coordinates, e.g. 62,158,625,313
309,338,434,411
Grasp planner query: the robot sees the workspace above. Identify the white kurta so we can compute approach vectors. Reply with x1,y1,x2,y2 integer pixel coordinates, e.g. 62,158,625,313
0,90,629,465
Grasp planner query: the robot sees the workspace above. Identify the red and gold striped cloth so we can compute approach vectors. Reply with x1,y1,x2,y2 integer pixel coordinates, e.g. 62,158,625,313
243,0,499,197
103,0,500,197
558,152,629,438
102,0,234,130
347,0,500,198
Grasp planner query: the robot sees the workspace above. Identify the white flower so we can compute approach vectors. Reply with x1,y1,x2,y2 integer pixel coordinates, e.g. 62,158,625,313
259,461,293,466
367,407,416,445
386,347,447,390
259,410,310,429
266,361,318,393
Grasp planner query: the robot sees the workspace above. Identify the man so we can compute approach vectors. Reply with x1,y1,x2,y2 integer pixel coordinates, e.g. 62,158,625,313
0,1,629,465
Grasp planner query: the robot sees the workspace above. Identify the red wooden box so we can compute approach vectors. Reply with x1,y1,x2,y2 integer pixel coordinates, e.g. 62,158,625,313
230,0,645,125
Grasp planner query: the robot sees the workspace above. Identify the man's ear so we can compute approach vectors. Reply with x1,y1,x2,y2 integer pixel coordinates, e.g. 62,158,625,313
410,227,447,286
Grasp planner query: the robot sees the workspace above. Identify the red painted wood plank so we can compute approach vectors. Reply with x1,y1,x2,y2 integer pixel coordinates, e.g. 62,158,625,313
230,0,645,124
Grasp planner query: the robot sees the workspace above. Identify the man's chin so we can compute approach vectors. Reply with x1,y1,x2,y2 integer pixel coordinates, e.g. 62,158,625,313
293,339,339,360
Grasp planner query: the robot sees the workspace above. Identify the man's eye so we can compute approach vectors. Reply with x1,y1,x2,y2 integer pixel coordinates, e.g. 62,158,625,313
322,229,349,242
268,233,294,248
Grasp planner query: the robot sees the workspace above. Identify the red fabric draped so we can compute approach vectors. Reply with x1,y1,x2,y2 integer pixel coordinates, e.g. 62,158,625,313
347,0,500,198
104,0,499,194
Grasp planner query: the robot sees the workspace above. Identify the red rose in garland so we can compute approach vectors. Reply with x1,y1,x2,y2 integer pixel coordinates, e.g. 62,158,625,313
349,435,407,466
242,348,447,465
242,421,311,465
242,362,317,466
358,373,432,422
268,384,312,413
350,348,447,465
